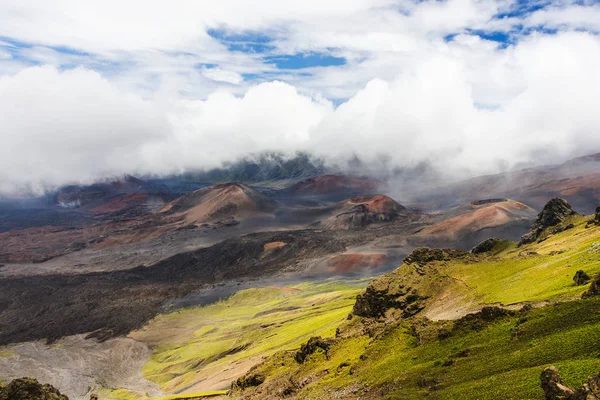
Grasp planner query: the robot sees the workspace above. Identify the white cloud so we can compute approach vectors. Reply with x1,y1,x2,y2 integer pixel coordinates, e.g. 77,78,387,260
201,67,244,84
1,2,600,193
0,66,169,192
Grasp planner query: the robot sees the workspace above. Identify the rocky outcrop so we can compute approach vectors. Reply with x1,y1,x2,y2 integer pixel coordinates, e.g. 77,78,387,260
520,198,578,245
471,238,502,254
403,247,467,268
587,206,600,227
324,195,408,230
232,374,265,390
583,273,600,297
295,336,334,363
541,366,600,400
0,378,69,400
541,367,576,399
352,247,465,319
573,270,591,286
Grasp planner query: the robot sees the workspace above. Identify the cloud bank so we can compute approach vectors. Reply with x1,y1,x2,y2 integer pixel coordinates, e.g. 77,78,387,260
1,1,600,194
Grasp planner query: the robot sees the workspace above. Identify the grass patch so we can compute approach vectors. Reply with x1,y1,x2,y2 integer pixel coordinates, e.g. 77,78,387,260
127,278,370,396
245,297,600,399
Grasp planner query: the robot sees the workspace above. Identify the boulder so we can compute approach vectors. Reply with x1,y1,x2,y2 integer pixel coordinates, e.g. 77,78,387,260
583,273,600,297
587,205,600,227
541,366,576,399
403,247,467,268
0,378,69,400
471,238,502,254
295,336,334,363
541,366,600,400
574,270,591,286
232,373,265,390
521,198,578,245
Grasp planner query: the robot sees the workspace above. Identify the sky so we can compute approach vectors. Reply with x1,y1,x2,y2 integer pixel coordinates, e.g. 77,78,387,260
1,0,600,194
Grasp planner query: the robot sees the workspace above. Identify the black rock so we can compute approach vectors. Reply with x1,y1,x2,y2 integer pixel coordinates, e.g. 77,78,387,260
520,198,578,245
583,273,600,298
471,238,501,254
573,270,591,286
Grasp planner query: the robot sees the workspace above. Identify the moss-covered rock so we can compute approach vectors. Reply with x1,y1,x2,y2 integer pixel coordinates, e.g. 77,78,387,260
587,205,600,227
540,366,600,400
583,273,600,297
0,378,68,400
352,247,466,319
402,247,467,268
520,198,578,245
232,374,265,390
471,238,502,254
573,270,591,286
294,336,334,364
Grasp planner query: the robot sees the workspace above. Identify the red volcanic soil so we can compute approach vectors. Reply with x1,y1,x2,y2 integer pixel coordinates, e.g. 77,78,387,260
423,199,536,239
325,253,387,273
545,172,600,196
161,183,277,224
346,194,403,214
90,193,150,214
263,241,286,252
289,175,382,195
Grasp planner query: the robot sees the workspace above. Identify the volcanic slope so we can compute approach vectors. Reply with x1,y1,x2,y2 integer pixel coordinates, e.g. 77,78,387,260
322,194,410,230
229,203,600,400
160,183,278,225
411,153,600,213
286,175,382,200
419,198,537,245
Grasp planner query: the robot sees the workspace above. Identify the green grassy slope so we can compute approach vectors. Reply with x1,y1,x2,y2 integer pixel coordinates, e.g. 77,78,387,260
232,216,600,399
105,280,370,399
239,298,600,399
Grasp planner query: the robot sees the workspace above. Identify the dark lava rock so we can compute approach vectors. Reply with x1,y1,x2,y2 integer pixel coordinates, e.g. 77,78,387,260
520,198,579,245
295,336,334,363
232,373,265,390
541,366,576,399
353,282,427,320
573,270,591,286
587,206,600,227
403,247,467,268
471,238,502,254
552,223,575,234
583,273,600,298
453,306,516,333
541,366,600,400
0,229,352,346
0,377,69,400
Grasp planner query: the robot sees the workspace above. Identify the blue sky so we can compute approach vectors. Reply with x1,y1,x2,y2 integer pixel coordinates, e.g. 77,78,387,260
2,0,598,97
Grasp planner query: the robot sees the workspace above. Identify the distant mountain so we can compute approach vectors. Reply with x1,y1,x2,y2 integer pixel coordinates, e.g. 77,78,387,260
322,194,409,230
286,174,383,199
160,183,278,224
178,152,326,184
411,153,600,213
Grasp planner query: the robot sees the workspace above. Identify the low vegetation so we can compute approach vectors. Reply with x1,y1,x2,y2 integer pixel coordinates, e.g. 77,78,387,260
232,212,600,399
105,280,370,399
